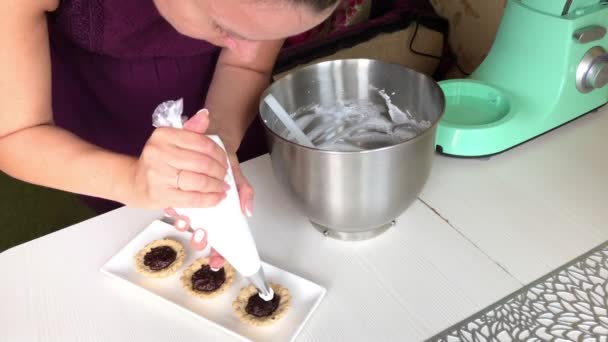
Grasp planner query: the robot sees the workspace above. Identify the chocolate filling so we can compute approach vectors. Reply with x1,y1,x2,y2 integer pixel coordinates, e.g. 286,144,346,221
191,265,226,292
245,294,281,317
143,246,177,271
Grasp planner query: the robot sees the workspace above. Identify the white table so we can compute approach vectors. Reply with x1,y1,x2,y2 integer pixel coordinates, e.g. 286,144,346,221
1,106,607,342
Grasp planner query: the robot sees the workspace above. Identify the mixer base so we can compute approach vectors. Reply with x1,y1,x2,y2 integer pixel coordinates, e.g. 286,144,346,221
310,220,396,241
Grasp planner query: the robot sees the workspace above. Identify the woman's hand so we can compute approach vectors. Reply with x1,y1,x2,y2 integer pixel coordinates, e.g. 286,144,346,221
126,110,229,209
164,151,253,270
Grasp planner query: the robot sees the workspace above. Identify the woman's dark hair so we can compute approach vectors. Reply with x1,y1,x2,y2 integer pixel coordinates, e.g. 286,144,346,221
291,0,340,12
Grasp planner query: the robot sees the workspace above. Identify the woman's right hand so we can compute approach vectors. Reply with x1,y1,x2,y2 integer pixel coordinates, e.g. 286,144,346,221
126,110,230,209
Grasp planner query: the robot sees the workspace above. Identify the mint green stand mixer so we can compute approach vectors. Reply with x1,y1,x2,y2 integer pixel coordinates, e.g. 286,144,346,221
436,0,608,157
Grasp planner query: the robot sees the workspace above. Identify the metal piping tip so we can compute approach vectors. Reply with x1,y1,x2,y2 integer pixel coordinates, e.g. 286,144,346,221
258,287,275,301
246,266,274,301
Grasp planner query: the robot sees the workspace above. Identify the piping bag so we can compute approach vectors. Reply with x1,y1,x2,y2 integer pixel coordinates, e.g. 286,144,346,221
152,99,274,301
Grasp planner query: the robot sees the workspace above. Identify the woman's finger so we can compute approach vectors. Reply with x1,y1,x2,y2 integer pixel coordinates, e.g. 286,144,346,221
191,228,208,250
166,188,226,208
238,182,254,218
229,154,254,217
174,215,190,232
162,208,190,231
166,147,227,181
170,131,229,169
183,109,210,134
209,248,225,270
164,207,178,217
181,109,228,169
176,170,229,193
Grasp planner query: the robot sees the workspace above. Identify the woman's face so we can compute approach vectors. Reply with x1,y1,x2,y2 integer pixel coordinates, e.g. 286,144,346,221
154,0,335,57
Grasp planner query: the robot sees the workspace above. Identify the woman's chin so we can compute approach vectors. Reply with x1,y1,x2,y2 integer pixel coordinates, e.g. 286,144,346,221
168,22,224,47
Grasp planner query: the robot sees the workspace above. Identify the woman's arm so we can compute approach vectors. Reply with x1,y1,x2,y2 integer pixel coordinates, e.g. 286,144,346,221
203,40,284,216
0,0,135,202
0,0,228,209
205,40,284,154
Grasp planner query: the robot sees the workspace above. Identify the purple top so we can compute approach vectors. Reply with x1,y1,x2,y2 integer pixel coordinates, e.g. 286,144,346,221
47,0,221,212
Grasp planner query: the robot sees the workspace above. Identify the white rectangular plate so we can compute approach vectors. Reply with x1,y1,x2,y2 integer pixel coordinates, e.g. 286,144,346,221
100,220,326,342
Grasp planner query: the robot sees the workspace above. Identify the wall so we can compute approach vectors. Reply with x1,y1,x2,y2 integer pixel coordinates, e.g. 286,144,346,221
276,0,509,79
430,0,507,76
275,23,445,79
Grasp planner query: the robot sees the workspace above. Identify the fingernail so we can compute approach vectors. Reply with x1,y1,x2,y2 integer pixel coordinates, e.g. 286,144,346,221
196,109,209,116
176,219,187,230
211,267,221,272
245,200,253,218
164,208,176,217
186,114,200,124
224,183,231,191
193,229,205,244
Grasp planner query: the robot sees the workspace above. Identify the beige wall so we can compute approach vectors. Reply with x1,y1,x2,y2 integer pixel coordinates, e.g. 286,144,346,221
277,1,507,79
430,0,507,77
275,23,445,79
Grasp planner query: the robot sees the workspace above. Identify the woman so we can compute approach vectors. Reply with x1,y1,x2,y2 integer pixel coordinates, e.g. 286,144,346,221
0,0,338,263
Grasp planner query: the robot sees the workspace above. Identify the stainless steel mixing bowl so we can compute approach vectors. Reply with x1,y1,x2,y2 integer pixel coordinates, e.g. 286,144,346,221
259,59,445,240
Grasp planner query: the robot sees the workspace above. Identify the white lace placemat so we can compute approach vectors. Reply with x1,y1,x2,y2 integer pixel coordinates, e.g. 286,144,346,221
427,241,608,342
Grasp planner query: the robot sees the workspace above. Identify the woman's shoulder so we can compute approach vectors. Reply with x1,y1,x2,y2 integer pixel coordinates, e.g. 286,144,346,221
49,0,218,59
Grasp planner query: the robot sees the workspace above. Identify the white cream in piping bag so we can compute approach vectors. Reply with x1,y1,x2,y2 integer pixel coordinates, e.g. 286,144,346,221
174,136,274,300
176,136,260,275
152,100,273,301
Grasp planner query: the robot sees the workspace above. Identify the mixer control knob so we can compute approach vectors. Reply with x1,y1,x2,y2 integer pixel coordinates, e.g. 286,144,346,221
576,46,608,93
573,25,607,44
587,59,608,89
